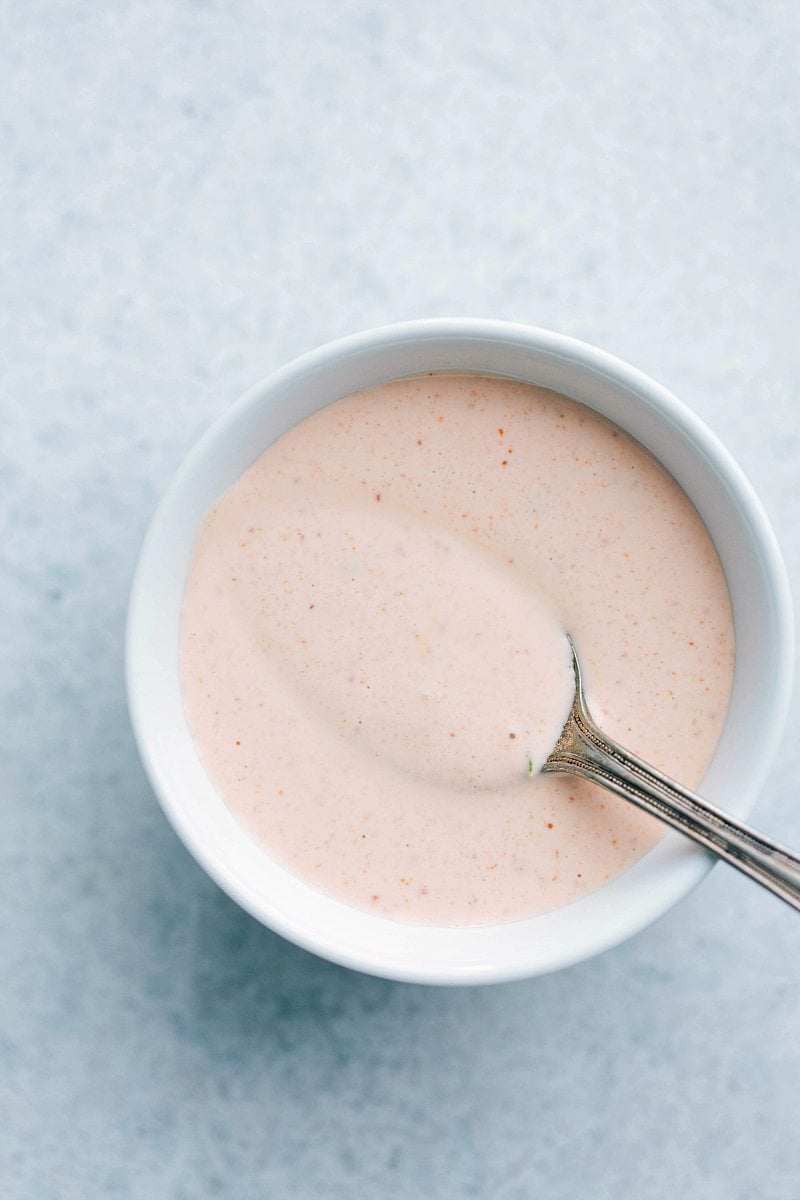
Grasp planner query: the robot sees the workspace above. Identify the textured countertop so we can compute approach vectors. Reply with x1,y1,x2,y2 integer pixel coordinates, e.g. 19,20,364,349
3,2,799,1197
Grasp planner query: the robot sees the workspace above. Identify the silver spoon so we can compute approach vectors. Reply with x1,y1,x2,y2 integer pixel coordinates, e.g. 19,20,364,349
542,638,800,911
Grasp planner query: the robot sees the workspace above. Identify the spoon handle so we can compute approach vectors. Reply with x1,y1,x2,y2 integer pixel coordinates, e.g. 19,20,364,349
544,697,800,912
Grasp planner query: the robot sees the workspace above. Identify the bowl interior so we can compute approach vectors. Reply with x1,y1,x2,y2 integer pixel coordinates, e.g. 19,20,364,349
127,321,794,984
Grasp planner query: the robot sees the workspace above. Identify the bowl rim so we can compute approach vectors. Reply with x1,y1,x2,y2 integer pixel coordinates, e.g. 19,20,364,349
126,318,795,985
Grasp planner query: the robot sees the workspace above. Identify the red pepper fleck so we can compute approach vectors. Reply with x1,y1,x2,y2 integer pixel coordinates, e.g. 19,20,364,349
375,493,381,502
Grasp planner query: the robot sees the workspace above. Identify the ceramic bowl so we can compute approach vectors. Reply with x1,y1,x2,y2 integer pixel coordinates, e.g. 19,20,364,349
126,320,794,984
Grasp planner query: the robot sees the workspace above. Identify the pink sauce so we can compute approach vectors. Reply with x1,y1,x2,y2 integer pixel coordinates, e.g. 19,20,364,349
181,376,734,924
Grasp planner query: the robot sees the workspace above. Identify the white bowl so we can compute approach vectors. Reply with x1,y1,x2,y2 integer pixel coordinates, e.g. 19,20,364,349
126,320,794,985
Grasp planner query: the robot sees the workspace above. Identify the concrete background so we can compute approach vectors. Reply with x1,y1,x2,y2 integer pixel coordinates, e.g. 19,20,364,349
2,2,798,1197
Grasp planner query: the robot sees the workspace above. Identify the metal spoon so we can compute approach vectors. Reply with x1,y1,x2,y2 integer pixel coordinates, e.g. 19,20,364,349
542,638,800,911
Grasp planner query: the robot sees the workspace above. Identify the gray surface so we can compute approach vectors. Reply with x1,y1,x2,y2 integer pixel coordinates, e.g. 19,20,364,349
2,2,799,1197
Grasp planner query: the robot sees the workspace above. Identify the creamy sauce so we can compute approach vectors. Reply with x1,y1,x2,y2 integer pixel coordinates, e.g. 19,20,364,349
181,376,735,924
